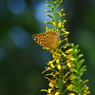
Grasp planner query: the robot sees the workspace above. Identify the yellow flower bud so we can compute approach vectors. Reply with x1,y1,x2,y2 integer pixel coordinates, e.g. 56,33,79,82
57,64,61,70
52,22,56,26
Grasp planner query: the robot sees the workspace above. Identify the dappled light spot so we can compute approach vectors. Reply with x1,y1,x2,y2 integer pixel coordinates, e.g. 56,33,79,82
9,26,30,49
34,2,51,23
7,0,26,14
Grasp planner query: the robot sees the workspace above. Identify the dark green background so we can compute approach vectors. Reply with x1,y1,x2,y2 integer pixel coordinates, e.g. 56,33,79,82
0,0,95,95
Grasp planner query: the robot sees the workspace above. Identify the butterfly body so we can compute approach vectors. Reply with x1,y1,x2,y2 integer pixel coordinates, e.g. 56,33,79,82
32,31,60,49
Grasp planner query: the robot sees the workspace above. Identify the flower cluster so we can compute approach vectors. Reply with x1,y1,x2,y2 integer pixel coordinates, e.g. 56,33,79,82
41,0,90,95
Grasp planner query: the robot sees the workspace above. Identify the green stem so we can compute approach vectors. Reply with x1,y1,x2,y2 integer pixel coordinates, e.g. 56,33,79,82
73,49,82,94
58,71,64,92
52,0,58,31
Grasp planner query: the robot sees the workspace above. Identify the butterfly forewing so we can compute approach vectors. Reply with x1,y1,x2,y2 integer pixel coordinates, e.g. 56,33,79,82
32,31,60,49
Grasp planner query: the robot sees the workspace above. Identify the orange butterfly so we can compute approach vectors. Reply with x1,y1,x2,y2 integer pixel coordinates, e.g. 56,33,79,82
32,31,60,49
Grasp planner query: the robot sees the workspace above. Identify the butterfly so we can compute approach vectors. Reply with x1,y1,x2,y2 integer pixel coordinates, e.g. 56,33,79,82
32,31,60,49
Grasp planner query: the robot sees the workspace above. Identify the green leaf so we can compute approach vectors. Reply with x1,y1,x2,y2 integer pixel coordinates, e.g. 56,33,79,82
79,66,87,76
46,14,54,19
45,1,52,4
78,54,84,59
77,59,85,70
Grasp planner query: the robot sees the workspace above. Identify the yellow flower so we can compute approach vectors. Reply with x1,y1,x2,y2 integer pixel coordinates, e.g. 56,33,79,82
47,88,53,93
45,4,48,6
64,43,71,48
44,77,51,81
58,12,63,17
70,74,78,80
42,67,52,74
65,31,69,35
68,93,75,95
55,92,61,95
54,1,57,4
45,72,59,77
63,20,67,22
41,89,47,92
56,59,60,64
60,0,62,3
58,21,61,27
46,13,49,16
87,91,91,94
61,51,67,57
85,79,89,82
61,9,64,11
45,1,49,3
67,84,73,90
64,71,70,78
57,64,61,70
51,28,55,31
66,60,71,67
64,38,68,41
65,49,73,54
61,28,65,32
52,22,56,26
62,13,66,16
46,27,52,32
45,10,49,12
62,25,64,28
47,60,55,68
49,81,55,88
85,86,89,90
41,88,53,94
67,54,76,61
44,21,49,23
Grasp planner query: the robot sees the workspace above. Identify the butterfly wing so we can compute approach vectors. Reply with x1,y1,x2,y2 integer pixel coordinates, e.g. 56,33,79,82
43,32,60,49
32,31,60,49
32,33,47,47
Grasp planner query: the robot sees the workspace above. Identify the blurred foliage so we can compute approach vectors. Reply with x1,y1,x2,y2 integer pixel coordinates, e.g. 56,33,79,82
0,0,95,95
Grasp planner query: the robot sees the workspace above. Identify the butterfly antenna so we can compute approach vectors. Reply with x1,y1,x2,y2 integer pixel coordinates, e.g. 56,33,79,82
42,50,49,55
